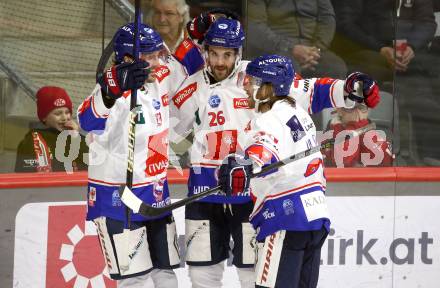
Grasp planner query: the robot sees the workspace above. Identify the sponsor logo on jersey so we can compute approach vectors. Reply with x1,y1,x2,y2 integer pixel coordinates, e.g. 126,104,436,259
282,199,294,215
262,209,275,220
233,98,250,109
161,93,169,106
303,79,310,92
260,233,276,283
286,115,306,142
152,99,161,110
193,186,210,195
112,190,122,207
304,158,323,177
145,129,169,177
208,94,221,108
172,82,197,108
154,65,170,83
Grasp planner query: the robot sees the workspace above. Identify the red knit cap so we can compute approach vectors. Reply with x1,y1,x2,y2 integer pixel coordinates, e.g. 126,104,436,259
36,86,73,122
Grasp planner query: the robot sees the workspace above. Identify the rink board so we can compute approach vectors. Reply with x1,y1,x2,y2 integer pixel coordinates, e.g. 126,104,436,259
13,197,440,288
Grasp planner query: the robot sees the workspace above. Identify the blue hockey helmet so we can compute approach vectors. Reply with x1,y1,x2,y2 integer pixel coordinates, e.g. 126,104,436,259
114,23,164,63
204,18,245,49
246,54,295,96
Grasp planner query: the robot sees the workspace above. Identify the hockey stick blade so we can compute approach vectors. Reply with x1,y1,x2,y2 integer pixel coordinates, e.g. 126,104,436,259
121,123,376,217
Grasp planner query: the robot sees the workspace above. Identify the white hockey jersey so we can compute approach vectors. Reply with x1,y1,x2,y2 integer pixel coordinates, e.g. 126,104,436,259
78,54,195,221
244,100,330,241
171,60,354,204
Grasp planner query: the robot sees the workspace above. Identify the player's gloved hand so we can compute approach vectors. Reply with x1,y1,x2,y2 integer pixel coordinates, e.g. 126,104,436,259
218,154,253,197
344,72,380,108
98,61,149,99
186,12,216,44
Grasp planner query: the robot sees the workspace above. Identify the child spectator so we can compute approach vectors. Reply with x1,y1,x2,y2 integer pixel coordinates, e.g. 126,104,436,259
15,86,88,172
322,104,393,167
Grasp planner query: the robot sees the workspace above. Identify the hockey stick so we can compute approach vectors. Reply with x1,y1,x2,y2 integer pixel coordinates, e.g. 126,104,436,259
120,123,376,217
118,0,141,272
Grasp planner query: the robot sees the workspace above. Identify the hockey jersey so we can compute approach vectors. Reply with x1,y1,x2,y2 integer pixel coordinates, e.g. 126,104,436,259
245,100,330,241
78,49,198,221
171,60,355,204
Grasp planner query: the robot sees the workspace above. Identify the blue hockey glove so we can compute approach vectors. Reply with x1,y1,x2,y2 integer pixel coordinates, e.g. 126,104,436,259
218,154,253,197
98,61,149,99
344,72,380,108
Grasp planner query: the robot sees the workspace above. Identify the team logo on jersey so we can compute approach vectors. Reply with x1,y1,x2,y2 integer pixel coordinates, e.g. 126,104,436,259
136,108,146,124
282,199,294,215
304,158,323,177
153,179,165,202
161,93,169,106
208,94,221,108
233,98,250,109
286,115,305,142
172,82,197,108
152,99,161,110
154,65,170,83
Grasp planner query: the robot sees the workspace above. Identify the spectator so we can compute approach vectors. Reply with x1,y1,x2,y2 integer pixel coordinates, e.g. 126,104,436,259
146,0,190,52
15,86,88,172
247,0,347,79
331,0,438,83
322,104,393,167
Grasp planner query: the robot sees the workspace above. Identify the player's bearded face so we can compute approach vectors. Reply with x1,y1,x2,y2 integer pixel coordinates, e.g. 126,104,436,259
207,46,237,81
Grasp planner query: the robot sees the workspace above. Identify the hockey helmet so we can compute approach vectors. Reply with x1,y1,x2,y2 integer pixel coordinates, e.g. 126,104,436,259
114,23,164,63
204,18,245,49
246,54,295,96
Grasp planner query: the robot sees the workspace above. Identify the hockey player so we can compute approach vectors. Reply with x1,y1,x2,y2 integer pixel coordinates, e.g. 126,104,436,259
171,17,380,288
218,55,379,288
77,23,202,287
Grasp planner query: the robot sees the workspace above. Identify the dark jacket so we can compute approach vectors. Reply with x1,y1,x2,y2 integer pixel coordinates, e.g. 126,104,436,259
247,0,337,57
331,0,436,54
15,127,88,173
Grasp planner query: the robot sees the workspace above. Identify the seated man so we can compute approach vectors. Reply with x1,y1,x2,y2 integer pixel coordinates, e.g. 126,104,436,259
247,0,347,79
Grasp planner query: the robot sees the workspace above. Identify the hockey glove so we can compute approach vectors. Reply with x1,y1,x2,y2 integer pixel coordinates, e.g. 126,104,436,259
186,12,216,44
98,61,149,99
218,154,253,197
344,72,380,108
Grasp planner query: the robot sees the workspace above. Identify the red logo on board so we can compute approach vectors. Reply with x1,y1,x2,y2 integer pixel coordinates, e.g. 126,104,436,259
45,205,116,287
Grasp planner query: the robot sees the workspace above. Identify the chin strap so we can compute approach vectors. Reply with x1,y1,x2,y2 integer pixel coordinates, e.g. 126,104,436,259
252,83,270,113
